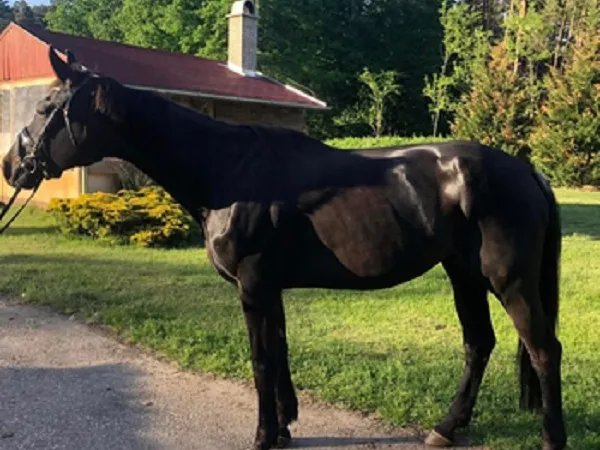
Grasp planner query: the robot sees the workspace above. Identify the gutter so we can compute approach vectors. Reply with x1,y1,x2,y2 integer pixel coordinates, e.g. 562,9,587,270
126,84,329,111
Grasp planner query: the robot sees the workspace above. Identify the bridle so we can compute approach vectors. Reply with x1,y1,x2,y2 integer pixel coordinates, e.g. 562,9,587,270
0,76,92,234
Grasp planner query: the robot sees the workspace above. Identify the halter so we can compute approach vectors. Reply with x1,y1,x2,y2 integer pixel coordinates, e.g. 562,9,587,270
0,77,92,234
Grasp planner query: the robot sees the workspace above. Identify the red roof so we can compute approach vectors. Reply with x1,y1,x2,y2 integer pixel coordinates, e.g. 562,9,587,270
0,23,327,110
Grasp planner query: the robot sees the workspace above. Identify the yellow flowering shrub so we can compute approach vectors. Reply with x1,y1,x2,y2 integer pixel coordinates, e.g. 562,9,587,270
48,187,203,248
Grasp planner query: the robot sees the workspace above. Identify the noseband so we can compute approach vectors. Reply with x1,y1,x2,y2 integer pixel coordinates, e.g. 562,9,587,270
0,78,90,234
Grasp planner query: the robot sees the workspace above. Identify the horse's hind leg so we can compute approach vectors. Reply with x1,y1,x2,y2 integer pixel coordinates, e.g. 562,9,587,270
426,256,495,447
498,280,566,450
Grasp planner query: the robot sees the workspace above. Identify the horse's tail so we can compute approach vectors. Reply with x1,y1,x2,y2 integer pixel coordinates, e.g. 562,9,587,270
518,171,562,411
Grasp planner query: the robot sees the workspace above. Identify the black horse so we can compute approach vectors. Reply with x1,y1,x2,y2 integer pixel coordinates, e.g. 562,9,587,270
2,48,566,450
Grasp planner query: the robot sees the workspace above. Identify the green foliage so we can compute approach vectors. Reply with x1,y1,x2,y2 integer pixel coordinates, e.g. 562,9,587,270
423,0,491,136
443,0,600,178
12,0,37,27
0,0,12,31
325,135,452,150
46,0,229,58
0,0,51,31
449,1,554,159
452,43,535,158
47,186,202,248
258,0,443,139
531,2,600,186
335,68,401,137
46,0,123,40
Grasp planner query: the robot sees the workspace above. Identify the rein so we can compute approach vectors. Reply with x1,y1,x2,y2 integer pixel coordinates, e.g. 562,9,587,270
0,181,41,235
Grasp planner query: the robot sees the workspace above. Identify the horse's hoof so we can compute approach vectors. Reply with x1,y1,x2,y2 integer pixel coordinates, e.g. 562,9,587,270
543,443,566,450
247,442,272,450
275,427,291,448
425,429,453,447
248,430,279,450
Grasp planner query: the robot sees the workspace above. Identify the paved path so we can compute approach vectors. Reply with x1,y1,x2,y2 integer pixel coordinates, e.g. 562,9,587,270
0,299,483,450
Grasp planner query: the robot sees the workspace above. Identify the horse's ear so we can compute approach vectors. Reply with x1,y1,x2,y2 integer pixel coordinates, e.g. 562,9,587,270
49,46,74,83
49,47,88,85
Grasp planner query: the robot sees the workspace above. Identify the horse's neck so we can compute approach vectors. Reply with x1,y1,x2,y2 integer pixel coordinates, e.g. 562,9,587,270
116,88,247,212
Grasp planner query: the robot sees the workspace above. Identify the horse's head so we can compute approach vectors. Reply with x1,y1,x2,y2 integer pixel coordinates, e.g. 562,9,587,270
2,47,125,190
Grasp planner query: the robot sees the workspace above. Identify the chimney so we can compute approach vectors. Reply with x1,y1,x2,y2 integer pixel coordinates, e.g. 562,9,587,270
227,0,259,76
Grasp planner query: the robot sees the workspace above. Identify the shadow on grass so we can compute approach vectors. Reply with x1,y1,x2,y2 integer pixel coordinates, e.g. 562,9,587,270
2,226,59,236
470,404,600,450
560,204,600,239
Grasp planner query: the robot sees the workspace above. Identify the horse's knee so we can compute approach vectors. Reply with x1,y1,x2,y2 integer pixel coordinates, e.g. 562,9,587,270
464,329,495,364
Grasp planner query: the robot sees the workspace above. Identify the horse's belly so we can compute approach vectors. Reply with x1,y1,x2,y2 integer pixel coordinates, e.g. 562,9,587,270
280,208,448,290
281,242,440,290
303,187,447,278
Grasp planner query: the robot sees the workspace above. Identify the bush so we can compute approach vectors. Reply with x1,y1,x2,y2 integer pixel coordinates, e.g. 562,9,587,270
48,186,203,248
325,135,452,150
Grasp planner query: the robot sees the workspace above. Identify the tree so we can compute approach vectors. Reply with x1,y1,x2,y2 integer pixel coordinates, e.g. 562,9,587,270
259,0,443,138
12,1,39,28
46,0,114,37
0,1,13,32
336,68,401,137
452,43,534,158
423,0,490,136
450,1,554,159
47,0,228,57
530,1,600,186
360,69,401,137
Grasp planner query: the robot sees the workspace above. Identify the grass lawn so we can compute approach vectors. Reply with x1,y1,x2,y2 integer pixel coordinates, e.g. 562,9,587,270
1,188,599,449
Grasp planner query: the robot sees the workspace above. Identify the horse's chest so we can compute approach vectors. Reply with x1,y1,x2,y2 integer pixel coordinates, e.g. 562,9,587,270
203,205,273,284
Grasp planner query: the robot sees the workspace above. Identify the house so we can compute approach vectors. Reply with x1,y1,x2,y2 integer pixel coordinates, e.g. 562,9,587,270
0,0,327,205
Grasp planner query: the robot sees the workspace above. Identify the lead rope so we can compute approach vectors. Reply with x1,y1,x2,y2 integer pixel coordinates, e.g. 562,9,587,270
0,181,41,235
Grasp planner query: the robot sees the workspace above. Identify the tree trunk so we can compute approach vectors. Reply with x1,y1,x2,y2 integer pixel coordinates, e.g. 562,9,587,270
514,0,527,75
504,0,516,45
432,53,451,137
553,14,566,69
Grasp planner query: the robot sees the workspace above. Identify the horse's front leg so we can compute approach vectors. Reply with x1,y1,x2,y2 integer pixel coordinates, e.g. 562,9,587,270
240,285,281,450
273,295,298,448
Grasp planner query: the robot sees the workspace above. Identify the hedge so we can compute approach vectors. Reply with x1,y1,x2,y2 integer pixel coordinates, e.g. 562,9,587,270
325,135,453,150
47,186,202,248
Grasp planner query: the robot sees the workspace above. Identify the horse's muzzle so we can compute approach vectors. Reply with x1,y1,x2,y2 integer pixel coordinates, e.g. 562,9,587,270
2,147,42,190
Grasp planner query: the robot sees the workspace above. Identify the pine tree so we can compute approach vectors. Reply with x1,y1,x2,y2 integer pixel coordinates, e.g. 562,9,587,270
530,1,600,186
452,43,534,158
451,2,551,159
